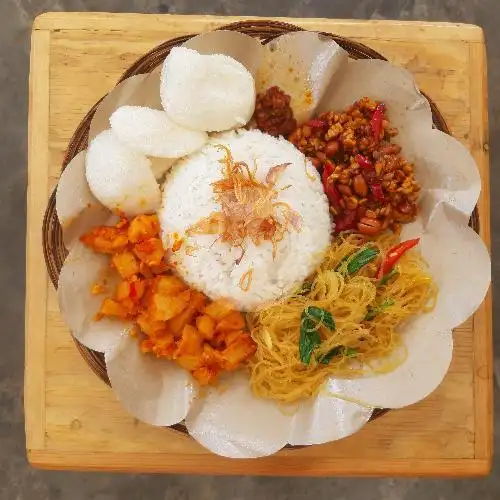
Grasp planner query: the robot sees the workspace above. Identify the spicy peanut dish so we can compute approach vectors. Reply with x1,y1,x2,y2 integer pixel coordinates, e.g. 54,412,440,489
54,31,489,457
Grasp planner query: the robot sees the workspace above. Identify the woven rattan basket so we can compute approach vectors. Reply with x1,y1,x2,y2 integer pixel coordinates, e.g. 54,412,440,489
42,19,479,436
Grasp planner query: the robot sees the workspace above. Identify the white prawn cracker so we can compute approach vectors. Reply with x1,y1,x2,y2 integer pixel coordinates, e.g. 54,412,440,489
160,47,256,132
85,129,161,216
110,105,208,159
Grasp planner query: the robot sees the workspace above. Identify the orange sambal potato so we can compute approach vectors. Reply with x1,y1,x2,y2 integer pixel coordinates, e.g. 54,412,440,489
111,251,140,279
215,310,246,332
80,215,257,385
80,225,128,254
128,214,160,243
202,299,235,322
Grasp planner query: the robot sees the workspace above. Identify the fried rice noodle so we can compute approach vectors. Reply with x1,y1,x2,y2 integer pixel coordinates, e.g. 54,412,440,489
248,231,437,403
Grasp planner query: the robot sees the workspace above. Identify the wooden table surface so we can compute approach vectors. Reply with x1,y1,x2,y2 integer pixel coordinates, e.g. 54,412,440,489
25,12,492,476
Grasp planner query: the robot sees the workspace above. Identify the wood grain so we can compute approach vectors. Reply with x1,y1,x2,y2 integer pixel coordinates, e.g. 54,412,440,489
26,13,492,476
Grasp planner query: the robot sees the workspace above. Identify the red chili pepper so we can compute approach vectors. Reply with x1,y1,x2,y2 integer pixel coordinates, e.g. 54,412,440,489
369,182,387,202
321,161,342,211
371,103,386,143
355,154,373,169
334,210,357,233
308,119,327,128
321,161,334,184
129,282,137,299
324,178,342,209
377,238,420,279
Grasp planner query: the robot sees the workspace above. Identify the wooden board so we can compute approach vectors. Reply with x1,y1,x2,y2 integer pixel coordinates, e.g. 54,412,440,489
25,13,492,476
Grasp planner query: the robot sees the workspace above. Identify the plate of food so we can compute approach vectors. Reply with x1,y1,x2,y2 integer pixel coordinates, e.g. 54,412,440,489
43,21,491,459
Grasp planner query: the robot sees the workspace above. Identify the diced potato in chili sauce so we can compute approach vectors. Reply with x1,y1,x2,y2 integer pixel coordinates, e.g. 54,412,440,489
215,310,246,332
149,291,190,322
202,299,235,322
111,251,140,279
133,237,165,267
128,214,160,243
80,215,257,385
221,334,257,370
167,290,206,337
196,315,216,340
136,312,166,338
80,225,129,254
154,275,187,296
192,366,218,385
97,298,130,320
175,325,203,357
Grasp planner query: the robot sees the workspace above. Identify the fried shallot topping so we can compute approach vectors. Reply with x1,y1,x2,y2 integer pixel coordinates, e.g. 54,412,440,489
187,145,302,259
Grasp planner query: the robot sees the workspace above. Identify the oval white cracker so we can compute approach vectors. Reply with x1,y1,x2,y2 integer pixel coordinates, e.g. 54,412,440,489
161,47,255,132
85,129,160,216
110,105,207,159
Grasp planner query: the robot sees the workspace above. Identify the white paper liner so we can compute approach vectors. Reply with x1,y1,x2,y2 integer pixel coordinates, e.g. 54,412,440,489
185,372,291,458
183,30,265,77
288,394,373,446
330,329,453,409
257,31,348,123
54,30,491,458
106,333,197,426
89,73,163,143
55,150,109,249
400,204,491,332
401,128,481,224
186,372,373,456
318,59,432,135
58,241,130,352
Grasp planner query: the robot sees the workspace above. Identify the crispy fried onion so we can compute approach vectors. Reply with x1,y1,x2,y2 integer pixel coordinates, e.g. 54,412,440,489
187,145,302,259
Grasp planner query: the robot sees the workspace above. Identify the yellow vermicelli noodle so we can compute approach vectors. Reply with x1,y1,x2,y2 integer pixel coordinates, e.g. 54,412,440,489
248,232,437,403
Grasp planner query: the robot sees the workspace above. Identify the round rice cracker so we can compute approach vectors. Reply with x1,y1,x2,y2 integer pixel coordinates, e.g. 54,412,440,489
160,47,256,132
110,105,208,159
85,129,161,216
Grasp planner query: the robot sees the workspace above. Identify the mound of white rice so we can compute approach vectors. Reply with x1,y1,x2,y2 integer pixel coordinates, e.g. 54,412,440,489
159,129,332,311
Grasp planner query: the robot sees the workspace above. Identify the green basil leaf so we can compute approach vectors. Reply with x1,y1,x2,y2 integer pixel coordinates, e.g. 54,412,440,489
303,306,336,331
336,247,380,275
378,269,398,286
364,298,395,321
346,247,379,275
319,346,358,364
319,346,343,364
345,347,358,358
299,317,321,364
299,280,313,295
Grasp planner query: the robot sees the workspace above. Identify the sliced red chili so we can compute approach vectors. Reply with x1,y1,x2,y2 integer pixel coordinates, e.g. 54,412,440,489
355,154,373,170
324,179,342,209
334,209,357,233
308,119,327,128
321,161,334,184
369,182,387,202
129,282,137,299
371,103,386,143
377,238,420,279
